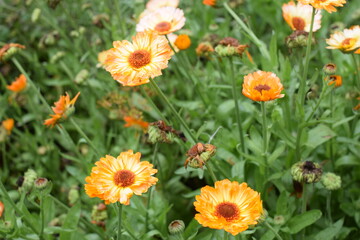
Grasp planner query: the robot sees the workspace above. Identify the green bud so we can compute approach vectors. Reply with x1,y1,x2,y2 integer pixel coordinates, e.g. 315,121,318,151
273,215,285,225
323,63,337,75
168,220,185,235
34,178,48,190
31,8,41,23
68,186,80,206
215,45,237,57
74,69,89,84
50,51,65,64
19,169,37,193
286,31,313,49
321,172,341,191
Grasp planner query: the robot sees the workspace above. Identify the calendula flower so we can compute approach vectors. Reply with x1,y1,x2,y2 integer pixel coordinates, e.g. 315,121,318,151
123,116,149,131
282,1,322,32
242,71,285,101
2,118,14,135
44,92,80,128
203,0,217,7
97,49,111,68
136,7,185,35
194,179,263,236
298,0,346,13
84,150,158,205
326,75,342,87
326,26,360,52
0,43,25,62
7,74,27,93
105,31,173,86
174,34,191,50
146,0,179,11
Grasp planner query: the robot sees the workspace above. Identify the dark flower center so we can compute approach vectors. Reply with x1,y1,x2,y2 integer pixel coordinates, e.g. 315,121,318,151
254,84,271,94
292,17,306,31
113,170,135,187
215,202,239,221
128,50,151,69
155,21,171,33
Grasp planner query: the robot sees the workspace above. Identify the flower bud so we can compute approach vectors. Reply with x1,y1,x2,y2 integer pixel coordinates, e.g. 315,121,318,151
184,143,216,168
31,8,41,23
74,69,89,84
330,22,345,34
273,215,285,225
168,220,185,235
174,34,191,50
68,185,80,206
34,177,49,190
323,63,337,75
321,172,341,190
291,161,322,184
0,43,26,62
19,169,37,193
286,31,314,49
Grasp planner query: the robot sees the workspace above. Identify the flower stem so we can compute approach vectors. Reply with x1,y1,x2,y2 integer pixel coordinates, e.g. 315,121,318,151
351,53,360,89
223,2,270,60
205,162,218,183
299,8,316,107
149,78,196,144
261,102,269,178
229,58,245,157
326,191,332,224
70,118,101,157
117,202,123,240
40,195,45,239
264,221,283,240
301,183,308,240
329,89,335,170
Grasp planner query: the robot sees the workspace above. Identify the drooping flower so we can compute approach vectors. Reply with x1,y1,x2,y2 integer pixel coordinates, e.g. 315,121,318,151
7,74,27,93
326,26,360,52
123,116,149,131
298,0,346,13
84,150,158,205
2,118,14,135
136,7,185,35
146,0,179,11
291,161,323,183
282,1,322,32
194,179,263,236
0,43,25,62
44,92,80,128
174,34,191,50
326,75,342,87
105,31,173,86
242,71,285,101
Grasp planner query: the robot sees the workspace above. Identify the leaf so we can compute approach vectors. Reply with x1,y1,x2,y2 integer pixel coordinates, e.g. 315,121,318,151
183,218,201,240
286,210,322,234
231,161,245,181
268,142,285,165
305,124,336,148
335,155,360,168
314,218,343,240
59,202,82,240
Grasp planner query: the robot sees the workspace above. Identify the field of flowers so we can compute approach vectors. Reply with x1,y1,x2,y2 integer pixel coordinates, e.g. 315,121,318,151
1,0,360,239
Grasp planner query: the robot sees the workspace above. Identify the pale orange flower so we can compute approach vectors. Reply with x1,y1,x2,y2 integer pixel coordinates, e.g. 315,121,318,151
0,201,4,217
0,43,25,61
7,74,27,93
282,1,322,32
194,179,263,236
136,7,185,35
326,75,342,87
123,116,149,131
242,71,285,101
174,34,191,50
146,0,179,11
105,31,173,86
326,26,360,52
44,92,80,128
84,150,158,205
298,0,346,13
2,118,14,135
97,49,111,68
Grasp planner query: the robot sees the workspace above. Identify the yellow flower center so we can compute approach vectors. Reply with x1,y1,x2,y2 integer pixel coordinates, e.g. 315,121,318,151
113,170,135,187
155,21,172,33
341,38,355,50
128,50,151,69
254,84,271,94
292,17,305,31
215,202,239,221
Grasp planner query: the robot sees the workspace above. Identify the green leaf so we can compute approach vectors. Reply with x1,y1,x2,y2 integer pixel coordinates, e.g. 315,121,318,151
59,202,82,240
314,218,343,240
286,210,322,234
335,155,360,168
183,218,201,240
305,124,336,148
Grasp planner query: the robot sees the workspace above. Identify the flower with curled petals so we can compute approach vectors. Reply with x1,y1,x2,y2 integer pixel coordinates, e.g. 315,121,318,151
298,0,346,13
84,150,158,205
326,26,360,52
7,74,27,93
105,31,173,86
194,179,263,236
282,1,322,32
242,71,285,102
136,7,185,35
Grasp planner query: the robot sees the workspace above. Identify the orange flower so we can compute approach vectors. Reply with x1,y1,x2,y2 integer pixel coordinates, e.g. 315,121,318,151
326,75,342,87
105,31,173,86
298,0,346,13
84,150,158,205
174,34,191,50
355,48,360,54
97,49,111,68
7,74,27,92
326,26,360,52
123,116,149,131
282,1,322,32
194,179,263,236
2,118,14,135
242,71,285,101
44,92,80,128
0,201,4,218
0,43,25,61
203,0,216,7
136,7,185,35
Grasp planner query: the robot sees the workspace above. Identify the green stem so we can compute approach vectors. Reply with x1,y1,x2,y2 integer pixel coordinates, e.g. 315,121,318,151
223,2,270,60
326,191,332,224
140,87,170,125
264,221,283,240
117,202,123,240
224,230,229,240
70,118,101,157
351,54,360,89
40,195,45,239
329,89,334,170
299,8,316,107
149,78,197,143
301,183,308,240
261,102,269,178
229,58,245,157
205,162,218,183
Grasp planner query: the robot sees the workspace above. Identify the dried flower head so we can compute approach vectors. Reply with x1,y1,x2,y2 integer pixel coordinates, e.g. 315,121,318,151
326,25,360,52
286,30,314,48
85,150,158,205
242,71,285,102
298,0,346,13
282,1,322,32
136,7,185,35
196,42,214,58
7,74,27,93
291,161,323,183
44,92,80,128
194,179,263,236
147,120,186,144
105,31,173,86
184,143,216,168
